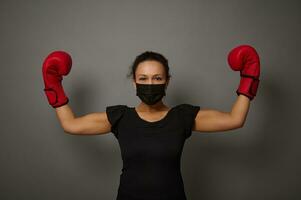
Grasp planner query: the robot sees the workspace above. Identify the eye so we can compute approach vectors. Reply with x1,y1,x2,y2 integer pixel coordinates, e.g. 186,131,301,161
139,77,162,80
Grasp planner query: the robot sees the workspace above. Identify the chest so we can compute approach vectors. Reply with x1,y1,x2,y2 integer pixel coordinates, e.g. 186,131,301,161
117,122,186,160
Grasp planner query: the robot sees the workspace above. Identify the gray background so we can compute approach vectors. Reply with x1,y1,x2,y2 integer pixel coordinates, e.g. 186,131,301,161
1,0,300,199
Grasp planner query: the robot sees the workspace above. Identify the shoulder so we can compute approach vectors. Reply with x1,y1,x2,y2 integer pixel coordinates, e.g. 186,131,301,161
105,105,128,124
106,104,127,112
176,103,201,138
177,103,200,113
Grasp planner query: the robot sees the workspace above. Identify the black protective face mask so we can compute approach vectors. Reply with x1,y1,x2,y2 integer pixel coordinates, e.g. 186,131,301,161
136,83,166,105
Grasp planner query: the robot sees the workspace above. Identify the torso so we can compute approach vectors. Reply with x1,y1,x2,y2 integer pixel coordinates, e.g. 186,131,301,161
116,105,188,200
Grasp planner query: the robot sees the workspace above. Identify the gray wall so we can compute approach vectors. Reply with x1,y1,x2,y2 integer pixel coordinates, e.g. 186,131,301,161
1,0,300,199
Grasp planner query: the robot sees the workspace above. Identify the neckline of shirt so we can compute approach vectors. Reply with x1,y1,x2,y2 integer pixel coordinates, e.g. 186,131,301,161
129,105,177,126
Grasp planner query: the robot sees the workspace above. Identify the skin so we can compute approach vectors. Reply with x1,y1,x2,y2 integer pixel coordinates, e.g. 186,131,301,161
55,60,250,135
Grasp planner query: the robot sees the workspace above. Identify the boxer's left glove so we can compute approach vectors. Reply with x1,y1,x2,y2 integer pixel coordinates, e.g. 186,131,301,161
42,51,72,108
227,45,260,100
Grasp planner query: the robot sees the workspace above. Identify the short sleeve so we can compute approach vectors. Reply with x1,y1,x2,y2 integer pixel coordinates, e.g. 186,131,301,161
178,103,200,139
106,105,127,138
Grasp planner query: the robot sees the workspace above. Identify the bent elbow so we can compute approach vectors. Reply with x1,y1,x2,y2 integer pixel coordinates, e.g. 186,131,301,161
62,122,80,135
62,120,80,135
230,119,244,130
236,121,244,129
63,128,74,135
64,128,81,135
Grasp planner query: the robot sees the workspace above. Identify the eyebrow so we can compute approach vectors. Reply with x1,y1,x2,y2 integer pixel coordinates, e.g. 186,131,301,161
138,74,162,76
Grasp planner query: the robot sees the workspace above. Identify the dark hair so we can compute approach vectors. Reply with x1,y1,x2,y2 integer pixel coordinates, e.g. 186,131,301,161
126,51,172,81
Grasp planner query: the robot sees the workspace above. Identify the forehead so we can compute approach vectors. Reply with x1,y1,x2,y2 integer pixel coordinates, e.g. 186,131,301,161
136,60,165,76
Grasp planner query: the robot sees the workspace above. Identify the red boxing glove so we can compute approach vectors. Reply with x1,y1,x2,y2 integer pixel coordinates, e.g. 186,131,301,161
42,51,72,108
227,45,260,100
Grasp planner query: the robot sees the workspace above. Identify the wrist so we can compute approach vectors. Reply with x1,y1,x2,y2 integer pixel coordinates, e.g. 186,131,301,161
237,76,260,100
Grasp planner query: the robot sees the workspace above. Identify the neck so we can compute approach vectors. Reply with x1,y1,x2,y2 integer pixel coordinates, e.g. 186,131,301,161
137,101,168,112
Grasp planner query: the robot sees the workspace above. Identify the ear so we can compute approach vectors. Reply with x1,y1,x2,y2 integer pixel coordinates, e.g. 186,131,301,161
165,78,170,89
132,79,136,89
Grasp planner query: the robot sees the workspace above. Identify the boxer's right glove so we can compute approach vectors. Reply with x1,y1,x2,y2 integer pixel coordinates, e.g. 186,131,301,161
227,45,261,100
42,51,72,108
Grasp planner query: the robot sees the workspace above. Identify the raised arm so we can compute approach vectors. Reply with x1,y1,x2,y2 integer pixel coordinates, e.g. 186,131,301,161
42,51,111,135
55,104,111,135
193,94,249,132
193,44,260,133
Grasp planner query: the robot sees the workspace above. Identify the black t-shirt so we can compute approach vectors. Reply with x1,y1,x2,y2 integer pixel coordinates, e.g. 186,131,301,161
106,103,200,200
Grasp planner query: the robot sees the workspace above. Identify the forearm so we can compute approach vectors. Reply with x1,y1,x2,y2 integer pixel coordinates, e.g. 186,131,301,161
55,104,76,131
229,94,250,126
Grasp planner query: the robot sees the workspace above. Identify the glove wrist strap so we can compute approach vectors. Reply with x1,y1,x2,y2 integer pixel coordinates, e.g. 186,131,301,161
237,76,260,100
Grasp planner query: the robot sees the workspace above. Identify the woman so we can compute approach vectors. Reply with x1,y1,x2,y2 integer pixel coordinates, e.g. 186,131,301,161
42,45,260,200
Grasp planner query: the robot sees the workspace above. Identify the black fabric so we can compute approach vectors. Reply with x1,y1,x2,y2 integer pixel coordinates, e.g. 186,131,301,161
106,105,127,138
178,104,201,139
106,103,200,200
